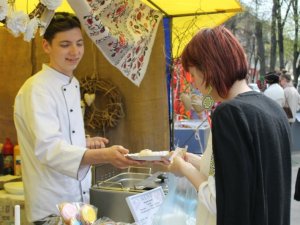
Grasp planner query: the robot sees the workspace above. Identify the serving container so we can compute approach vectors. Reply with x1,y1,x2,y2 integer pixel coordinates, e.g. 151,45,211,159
90,166,167,222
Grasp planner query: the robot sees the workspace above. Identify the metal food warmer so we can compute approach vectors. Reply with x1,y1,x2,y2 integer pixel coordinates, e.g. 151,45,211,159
90,165,168,223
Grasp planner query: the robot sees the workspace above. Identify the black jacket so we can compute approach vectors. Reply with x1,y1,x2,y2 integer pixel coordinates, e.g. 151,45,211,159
212,92,291,225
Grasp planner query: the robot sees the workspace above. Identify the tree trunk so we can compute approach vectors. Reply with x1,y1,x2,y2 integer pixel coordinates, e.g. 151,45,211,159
255,21,266,77
277,0,285,69
292,0,299,86
270,0,278,71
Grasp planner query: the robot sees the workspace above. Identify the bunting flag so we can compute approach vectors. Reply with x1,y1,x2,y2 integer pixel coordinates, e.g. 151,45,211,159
67,0,162,86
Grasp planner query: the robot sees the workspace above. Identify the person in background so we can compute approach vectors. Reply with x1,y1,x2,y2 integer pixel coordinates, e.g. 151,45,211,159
263,71,285,106
14,12,140,225
280,73,300,124
295,168,300,201
164,26,291,225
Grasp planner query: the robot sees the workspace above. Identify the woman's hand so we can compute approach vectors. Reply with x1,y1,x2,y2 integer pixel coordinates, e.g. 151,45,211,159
156,150,189,177
168,156,189,177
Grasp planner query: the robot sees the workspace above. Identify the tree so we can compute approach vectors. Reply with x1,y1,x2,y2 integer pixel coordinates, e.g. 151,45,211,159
239,0,297,79
277,0,292,69
256,21,266,76
270,0,279,71
292,0,299,85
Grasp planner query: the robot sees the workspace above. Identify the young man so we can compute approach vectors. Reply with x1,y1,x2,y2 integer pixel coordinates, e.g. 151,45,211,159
14,12,139,224
279,73,300,124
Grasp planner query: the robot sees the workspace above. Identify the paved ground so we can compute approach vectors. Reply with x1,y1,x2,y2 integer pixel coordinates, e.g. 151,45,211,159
291,150,300,225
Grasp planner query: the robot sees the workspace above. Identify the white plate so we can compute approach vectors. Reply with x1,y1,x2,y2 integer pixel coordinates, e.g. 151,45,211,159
4,182,24,195
126,151,170,161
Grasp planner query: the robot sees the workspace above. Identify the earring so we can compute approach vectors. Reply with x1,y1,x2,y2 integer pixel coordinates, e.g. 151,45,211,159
202,85,215,110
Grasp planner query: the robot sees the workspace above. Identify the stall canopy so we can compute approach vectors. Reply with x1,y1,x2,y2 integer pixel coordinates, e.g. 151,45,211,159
10,0,243,87
14,0,242,58
140,0,243,58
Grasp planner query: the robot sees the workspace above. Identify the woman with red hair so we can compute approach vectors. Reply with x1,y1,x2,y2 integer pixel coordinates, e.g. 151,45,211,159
167,26,291,225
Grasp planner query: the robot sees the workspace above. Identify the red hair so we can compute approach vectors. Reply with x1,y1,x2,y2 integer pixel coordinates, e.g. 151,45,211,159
181,26,248,98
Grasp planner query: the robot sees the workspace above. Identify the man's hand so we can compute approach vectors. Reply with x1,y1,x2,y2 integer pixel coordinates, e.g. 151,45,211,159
82,144,145,168
86,136,109,149
103,145,143,169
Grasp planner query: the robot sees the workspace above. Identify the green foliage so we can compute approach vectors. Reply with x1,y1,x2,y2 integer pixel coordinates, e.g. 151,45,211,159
226,3,297,77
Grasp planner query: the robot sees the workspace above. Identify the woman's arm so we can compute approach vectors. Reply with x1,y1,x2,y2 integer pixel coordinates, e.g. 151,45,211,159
168,156,206,189
186,152,202,170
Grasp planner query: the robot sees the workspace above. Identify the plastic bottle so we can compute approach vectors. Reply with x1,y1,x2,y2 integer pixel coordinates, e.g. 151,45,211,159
2,137,14,175
14,145,21,176
0,143,3,175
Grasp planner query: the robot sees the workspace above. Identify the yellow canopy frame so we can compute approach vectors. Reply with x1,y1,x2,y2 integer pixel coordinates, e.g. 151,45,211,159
13,0,243,58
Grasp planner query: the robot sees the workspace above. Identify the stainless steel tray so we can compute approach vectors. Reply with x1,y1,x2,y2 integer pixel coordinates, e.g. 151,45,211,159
95,167,152,191
97,172,151,191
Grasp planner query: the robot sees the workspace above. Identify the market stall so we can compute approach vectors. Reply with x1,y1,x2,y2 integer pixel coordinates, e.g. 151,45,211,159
0,0,242,224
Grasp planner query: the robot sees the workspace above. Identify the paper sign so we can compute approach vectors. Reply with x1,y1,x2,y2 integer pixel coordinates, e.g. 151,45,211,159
126,187,165,225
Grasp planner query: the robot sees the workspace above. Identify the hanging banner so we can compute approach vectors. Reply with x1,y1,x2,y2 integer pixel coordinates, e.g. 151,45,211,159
67,0,162,86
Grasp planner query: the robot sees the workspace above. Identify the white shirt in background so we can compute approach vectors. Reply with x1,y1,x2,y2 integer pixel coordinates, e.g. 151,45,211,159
264,83,285,107
283,83,300,123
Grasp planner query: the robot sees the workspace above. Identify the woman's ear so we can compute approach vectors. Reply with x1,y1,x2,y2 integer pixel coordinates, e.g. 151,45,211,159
42,39,51,54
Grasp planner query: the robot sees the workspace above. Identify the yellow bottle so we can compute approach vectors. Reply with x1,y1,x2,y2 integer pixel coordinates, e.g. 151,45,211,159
14,145,21,176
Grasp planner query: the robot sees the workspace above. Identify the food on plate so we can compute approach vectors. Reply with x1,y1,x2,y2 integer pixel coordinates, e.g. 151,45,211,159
138,149,153,156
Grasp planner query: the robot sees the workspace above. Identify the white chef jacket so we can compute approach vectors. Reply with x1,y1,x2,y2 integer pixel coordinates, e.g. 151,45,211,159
14,64,91,222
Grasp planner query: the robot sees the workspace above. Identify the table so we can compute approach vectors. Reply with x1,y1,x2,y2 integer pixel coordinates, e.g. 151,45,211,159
0,190,28,225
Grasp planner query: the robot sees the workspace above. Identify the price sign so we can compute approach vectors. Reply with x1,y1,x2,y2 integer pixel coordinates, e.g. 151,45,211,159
126,187,165,225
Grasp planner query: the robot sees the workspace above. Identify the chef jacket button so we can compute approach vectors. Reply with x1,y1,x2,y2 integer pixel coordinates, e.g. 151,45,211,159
75,85,78,88
63,88,66,91
83,191,86,194
72,130,75,133
70,109,73,112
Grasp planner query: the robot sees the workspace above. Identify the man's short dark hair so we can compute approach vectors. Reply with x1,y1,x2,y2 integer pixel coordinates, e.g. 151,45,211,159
43,12,81,43
265,71,280,84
